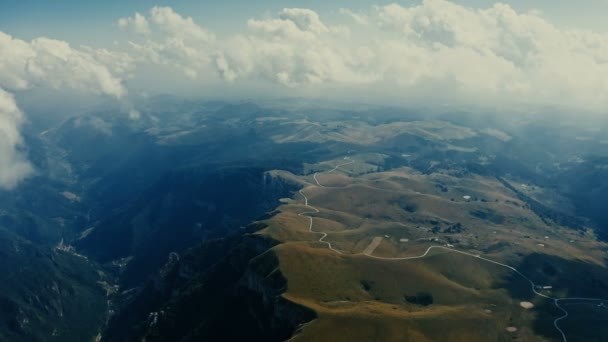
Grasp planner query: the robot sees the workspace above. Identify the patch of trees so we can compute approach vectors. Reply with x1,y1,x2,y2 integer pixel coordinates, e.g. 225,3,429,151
483,241,511,254
470,209,505,225
541,262,557,276
497,177,584,230
394,196,419,213
361,280,372,291
591,277,608,292
429,222,465,234
445,236,460,244
404,292,434,306
403,203,418,213
443,222,464,234
435,183,448,192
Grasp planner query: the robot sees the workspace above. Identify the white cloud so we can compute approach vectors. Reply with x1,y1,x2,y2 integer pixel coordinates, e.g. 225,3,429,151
118,12,150,35
208,0,608,110
4,1,606,120
215,8,378,87
0,89,33,190
278,8,329,34
118,6,215,79
361,0,608,108
80,46,135,78
149,6,214,42
0,32,127,98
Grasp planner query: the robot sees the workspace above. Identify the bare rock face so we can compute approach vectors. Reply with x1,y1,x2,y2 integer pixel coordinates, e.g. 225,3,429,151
238,249,316,339
103,229,314,342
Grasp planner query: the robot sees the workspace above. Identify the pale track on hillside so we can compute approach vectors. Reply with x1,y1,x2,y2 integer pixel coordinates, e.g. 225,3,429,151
297,157,608,342
298,158,354,253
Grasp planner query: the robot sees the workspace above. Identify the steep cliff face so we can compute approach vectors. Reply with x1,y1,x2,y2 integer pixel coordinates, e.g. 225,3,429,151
238,249,316,339
101,174,315,342
103,229,315,342
77,167,298,288
0,230,107,342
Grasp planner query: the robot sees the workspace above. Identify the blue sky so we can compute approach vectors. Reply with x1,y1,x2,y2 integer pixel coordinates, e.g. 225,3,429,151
1,0,607,46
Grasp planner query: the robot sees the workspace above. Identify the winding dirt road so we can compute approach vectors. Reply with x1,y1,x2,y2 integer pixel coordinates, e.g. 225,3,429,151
297,158,608,342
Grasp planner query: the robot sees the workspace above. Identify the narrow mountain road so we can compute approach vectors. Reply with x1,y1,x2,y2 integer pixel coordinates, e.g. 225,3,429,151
297,157,608,342
312,158,354,187
298,190,342,254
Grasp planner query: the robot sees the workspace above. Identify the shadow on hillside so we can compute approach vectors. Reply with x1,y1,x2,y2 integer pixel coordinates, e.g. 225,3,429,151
499,253,608,341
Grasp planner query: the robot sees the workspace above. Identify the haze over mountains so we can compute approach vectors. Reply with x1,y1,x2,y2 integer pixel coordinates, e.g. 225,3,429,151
1,98,607,341
2,1,608,341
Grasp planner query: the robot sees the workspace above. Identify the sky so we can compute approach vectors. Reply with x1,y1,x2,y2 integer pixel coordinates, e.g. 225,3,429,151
2,1,608,46
1,0,608,189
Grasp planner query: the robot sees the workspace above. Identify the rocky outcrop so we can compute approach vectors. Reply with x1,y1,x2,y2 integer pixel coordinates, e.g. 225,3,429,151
103,223,315,342
237,249,316,340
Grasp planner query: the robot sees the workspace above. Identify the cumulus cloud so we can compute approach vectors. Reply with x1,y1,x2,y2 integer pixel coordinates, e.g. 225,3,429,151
118,12,150,35
118,1,608,111
216,8,377,87
0,89,33,189
79,46,135,78
0,32,127,97
118,6,215,79
148,6,214,42
278,8,329,34
363,0,608,108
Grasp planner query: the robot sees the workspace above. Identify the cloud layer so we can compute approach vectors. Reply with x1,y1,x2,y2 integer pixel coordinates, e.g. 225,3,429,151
118,1,608,110
119,6,214,79
0,32,127,97
0,89,33,190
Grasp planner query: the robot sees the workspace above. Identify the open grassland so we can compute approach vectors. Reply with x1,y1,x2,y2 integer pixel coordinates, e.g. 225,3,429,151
288,307,539,342
271,120,478,145
257,155,608,341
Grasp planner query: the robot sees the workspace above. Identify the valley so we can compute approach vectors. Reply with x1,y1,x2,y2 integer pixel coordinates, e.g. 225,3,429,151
3,100,608,341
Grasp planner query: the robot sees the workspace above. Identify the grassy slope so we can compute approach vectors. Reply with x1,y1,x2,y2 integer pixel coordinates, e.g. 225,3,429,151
259,157,608,341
